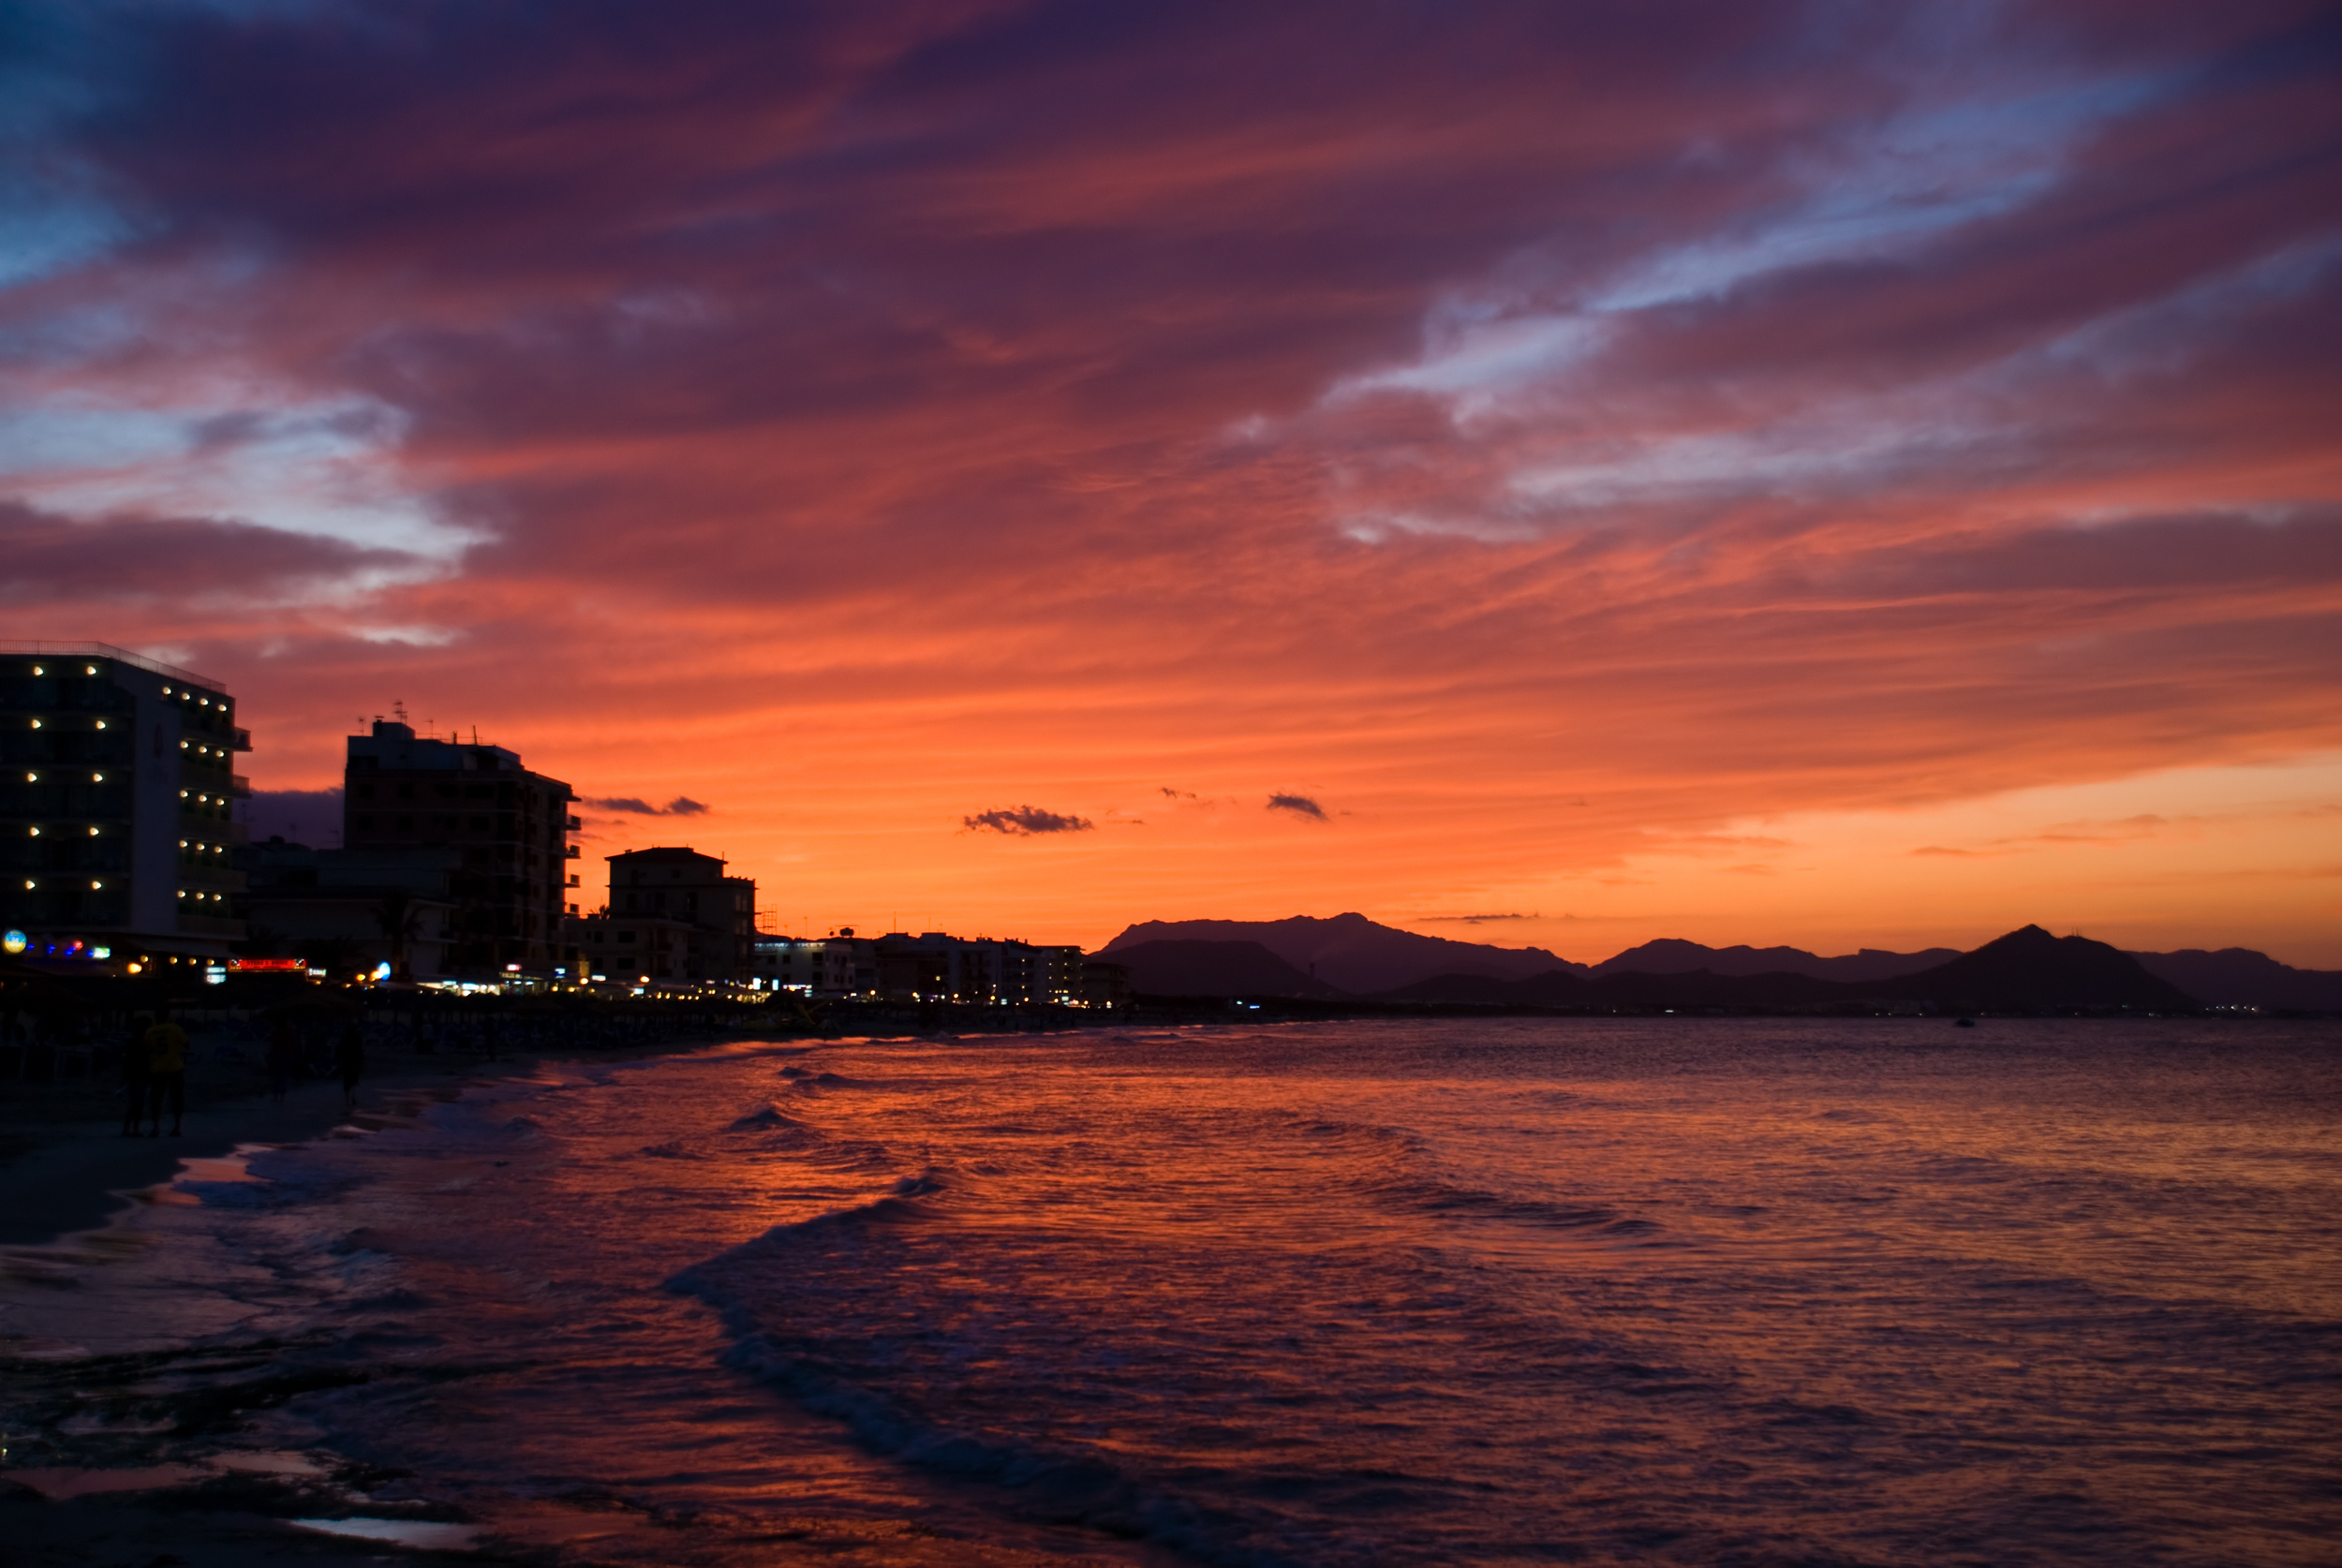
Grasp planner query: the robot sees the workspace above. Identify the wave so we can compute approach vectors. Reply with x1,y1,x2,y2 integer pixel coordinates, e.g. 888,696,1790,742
727,1104,815,1132
667,1178,1311,1568
1278,1113,1662,1239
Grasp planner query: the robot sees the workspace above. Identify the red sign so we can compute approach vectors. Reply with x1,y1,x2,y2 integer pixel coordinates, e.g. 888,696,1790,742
233,957,310,972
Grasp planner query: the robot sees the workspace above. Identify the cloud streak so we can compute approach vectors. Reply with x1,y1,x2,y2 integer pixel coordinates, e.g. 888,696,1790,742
963,806,1095,836
0,1,2336,960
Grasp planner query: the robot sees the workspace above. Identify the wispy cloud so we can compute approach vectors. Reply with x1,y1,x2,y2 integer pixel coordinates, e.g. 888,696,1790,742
587,795,710,817
1267,793,1327,821
963,806,1094,836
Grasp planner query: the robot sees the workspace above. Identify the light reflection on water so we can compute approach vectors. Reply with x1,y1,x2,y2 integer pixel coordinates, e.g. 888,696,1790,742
3,1018,2336,1565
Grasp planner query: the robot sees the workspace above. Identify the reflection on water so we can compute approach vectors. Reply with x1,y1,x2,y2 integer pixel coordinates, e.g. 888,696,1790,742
3,1019,2336,1565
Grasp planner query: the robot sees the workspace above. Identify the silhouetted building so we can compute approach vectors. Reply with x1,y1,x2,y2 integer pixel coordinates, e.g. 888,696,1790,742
753,934,869,995
342,720,576,977
605,846,754,985
571,910,698,987
1081,959,1133,1009
0,643,250,965
242,837,460,980
867,933,1093,1004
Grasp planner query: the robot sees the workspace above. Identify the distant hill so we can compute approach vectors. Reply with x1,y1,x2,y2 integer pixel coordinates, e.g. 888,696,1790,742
1378,926,2198,1013
1097,913,2334,1012
1101,912,1579,994
1866,926,2193,1011
1590,939,1960,984
2129,949,2342,1011
1107,939,1350,998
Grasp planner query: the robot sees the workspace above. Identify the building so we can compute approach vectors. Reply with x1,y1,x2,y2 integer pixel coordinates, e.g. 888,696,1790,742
864,932,1091,1004
242,838,461,980
342,720,577,978
0,642,251,966
751,933,868,995
602,846,754,986
570,910,698,987
1081,958,1133,1009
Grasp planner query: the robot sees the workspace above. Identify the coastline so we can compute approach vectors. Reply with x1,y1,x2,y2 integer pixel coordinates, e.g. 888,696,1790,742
0,1037,704,1248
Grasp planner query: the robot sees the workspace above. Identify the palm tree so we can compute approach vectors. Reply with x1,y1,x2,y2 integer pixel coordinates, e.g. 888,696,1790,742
374,891,422,981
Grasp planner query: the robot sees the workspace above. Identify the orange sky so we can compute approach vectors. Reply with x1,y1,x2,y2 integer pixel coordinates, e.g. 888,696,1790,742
4,3,2338,963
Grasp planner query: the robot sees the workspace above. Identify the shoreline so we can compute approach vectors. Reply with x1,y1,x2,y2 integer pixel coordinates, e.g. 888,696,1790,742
0,1040,697,1250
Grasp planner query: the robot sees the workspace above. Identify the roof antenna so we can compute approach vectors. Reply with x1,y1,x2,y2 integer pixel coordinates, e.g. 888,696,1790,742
392,699,408,723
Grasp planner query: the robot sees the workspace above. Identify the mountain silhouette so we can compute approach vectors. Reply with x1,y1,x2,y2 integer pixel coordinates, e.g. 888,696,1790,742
1101,912,1578,993
1098,915,2333,1011
1105,939,1350,998
1870,925,2194,1010
1590,939,1959,983
1376,926,2196,1012
2127,948,2342,1011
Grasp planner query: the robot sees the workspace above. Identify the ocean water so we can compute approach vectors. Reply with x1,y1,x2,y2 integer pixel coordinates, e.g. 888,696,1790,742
4,1018,2338,1565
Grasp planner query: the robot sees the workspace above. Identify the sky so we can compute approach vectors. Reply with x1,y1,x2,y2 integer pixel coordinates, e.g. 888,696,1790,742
3,1,2338,964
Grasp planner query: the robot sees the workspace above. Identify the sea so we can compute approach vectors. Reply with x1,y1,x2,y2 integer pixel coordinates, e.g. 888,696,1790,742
3,1017,2337,1566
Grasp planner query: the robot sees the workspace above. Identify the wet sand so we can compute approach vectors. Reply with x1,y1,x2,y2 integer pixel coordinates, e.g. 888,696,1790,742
0,1045,544,1246
0,1043,681,1564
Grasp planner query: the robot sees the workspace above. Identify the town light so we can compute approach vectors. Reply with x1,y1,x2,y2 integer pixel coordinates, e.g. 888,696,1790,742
1,931,23,954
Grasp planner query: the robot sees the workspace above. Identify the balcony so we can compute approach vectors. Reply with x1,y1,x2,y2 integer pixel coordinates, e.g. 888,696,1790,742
233,727,253,752
565,844,580,859
565,815,582,832
230,775,251,798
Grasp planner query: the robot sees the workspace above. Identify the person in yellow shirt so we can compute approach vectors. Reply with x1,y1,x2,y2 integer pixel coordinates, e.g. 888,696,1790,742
144,1010,189,1137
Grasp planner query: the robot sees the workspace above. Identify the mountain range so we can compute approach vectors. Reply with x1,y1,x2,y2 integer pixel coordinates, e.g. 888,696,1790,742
1096,914,2342,1012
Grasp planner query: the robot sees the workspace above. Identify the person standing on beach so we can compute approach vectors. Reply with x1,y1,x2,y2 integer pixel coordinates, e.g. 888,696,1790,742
266,1017,297,1103
144,1010,188,1137
120,1013,153,1137
335,1019,365,1114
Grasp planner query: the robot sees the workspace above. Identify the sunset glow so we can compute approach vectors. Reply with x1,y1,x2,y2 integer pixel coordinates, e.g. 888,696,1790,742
5,3,2337,961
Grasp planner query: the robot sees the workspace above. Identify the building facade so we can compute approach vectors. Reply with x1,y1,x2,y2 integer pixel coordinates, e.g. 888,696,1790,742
750,934,869,995
603,846,755,986
342,720,577,977
242,838,462,981
0,643,250,965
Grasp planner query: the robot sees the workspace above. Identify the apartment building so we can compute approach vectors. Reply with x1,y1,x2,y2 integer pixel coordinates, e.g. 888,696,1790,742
342,720,576,977
0,642,250,965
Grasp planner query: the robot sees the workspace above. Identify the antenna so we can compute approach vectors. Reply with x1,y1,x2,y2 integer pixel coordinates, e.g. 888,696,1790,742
393,699,408,723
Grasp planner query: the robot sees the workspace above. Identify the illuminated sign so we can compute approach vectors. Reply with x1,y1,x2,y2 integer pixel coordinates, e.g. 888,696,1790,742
2,930,24,954
234,957,310,973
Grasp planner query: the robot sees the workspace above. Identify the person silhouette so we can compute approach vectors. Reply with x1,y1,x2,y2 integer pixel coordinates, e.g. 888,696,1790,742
144,1010,189,1137
335,1020,366,1115
121,1013,153,1137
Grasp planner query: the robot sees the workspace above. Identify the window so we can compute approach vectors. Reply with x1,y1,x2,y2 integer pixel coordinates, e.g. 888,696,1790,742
355,814,374,830
617,931,635,943
356,784,376,800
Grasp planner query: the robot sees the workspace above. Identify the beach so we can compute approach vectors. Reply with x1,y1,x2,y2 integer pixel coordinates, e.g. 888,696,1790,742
5,1017,2338,1565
